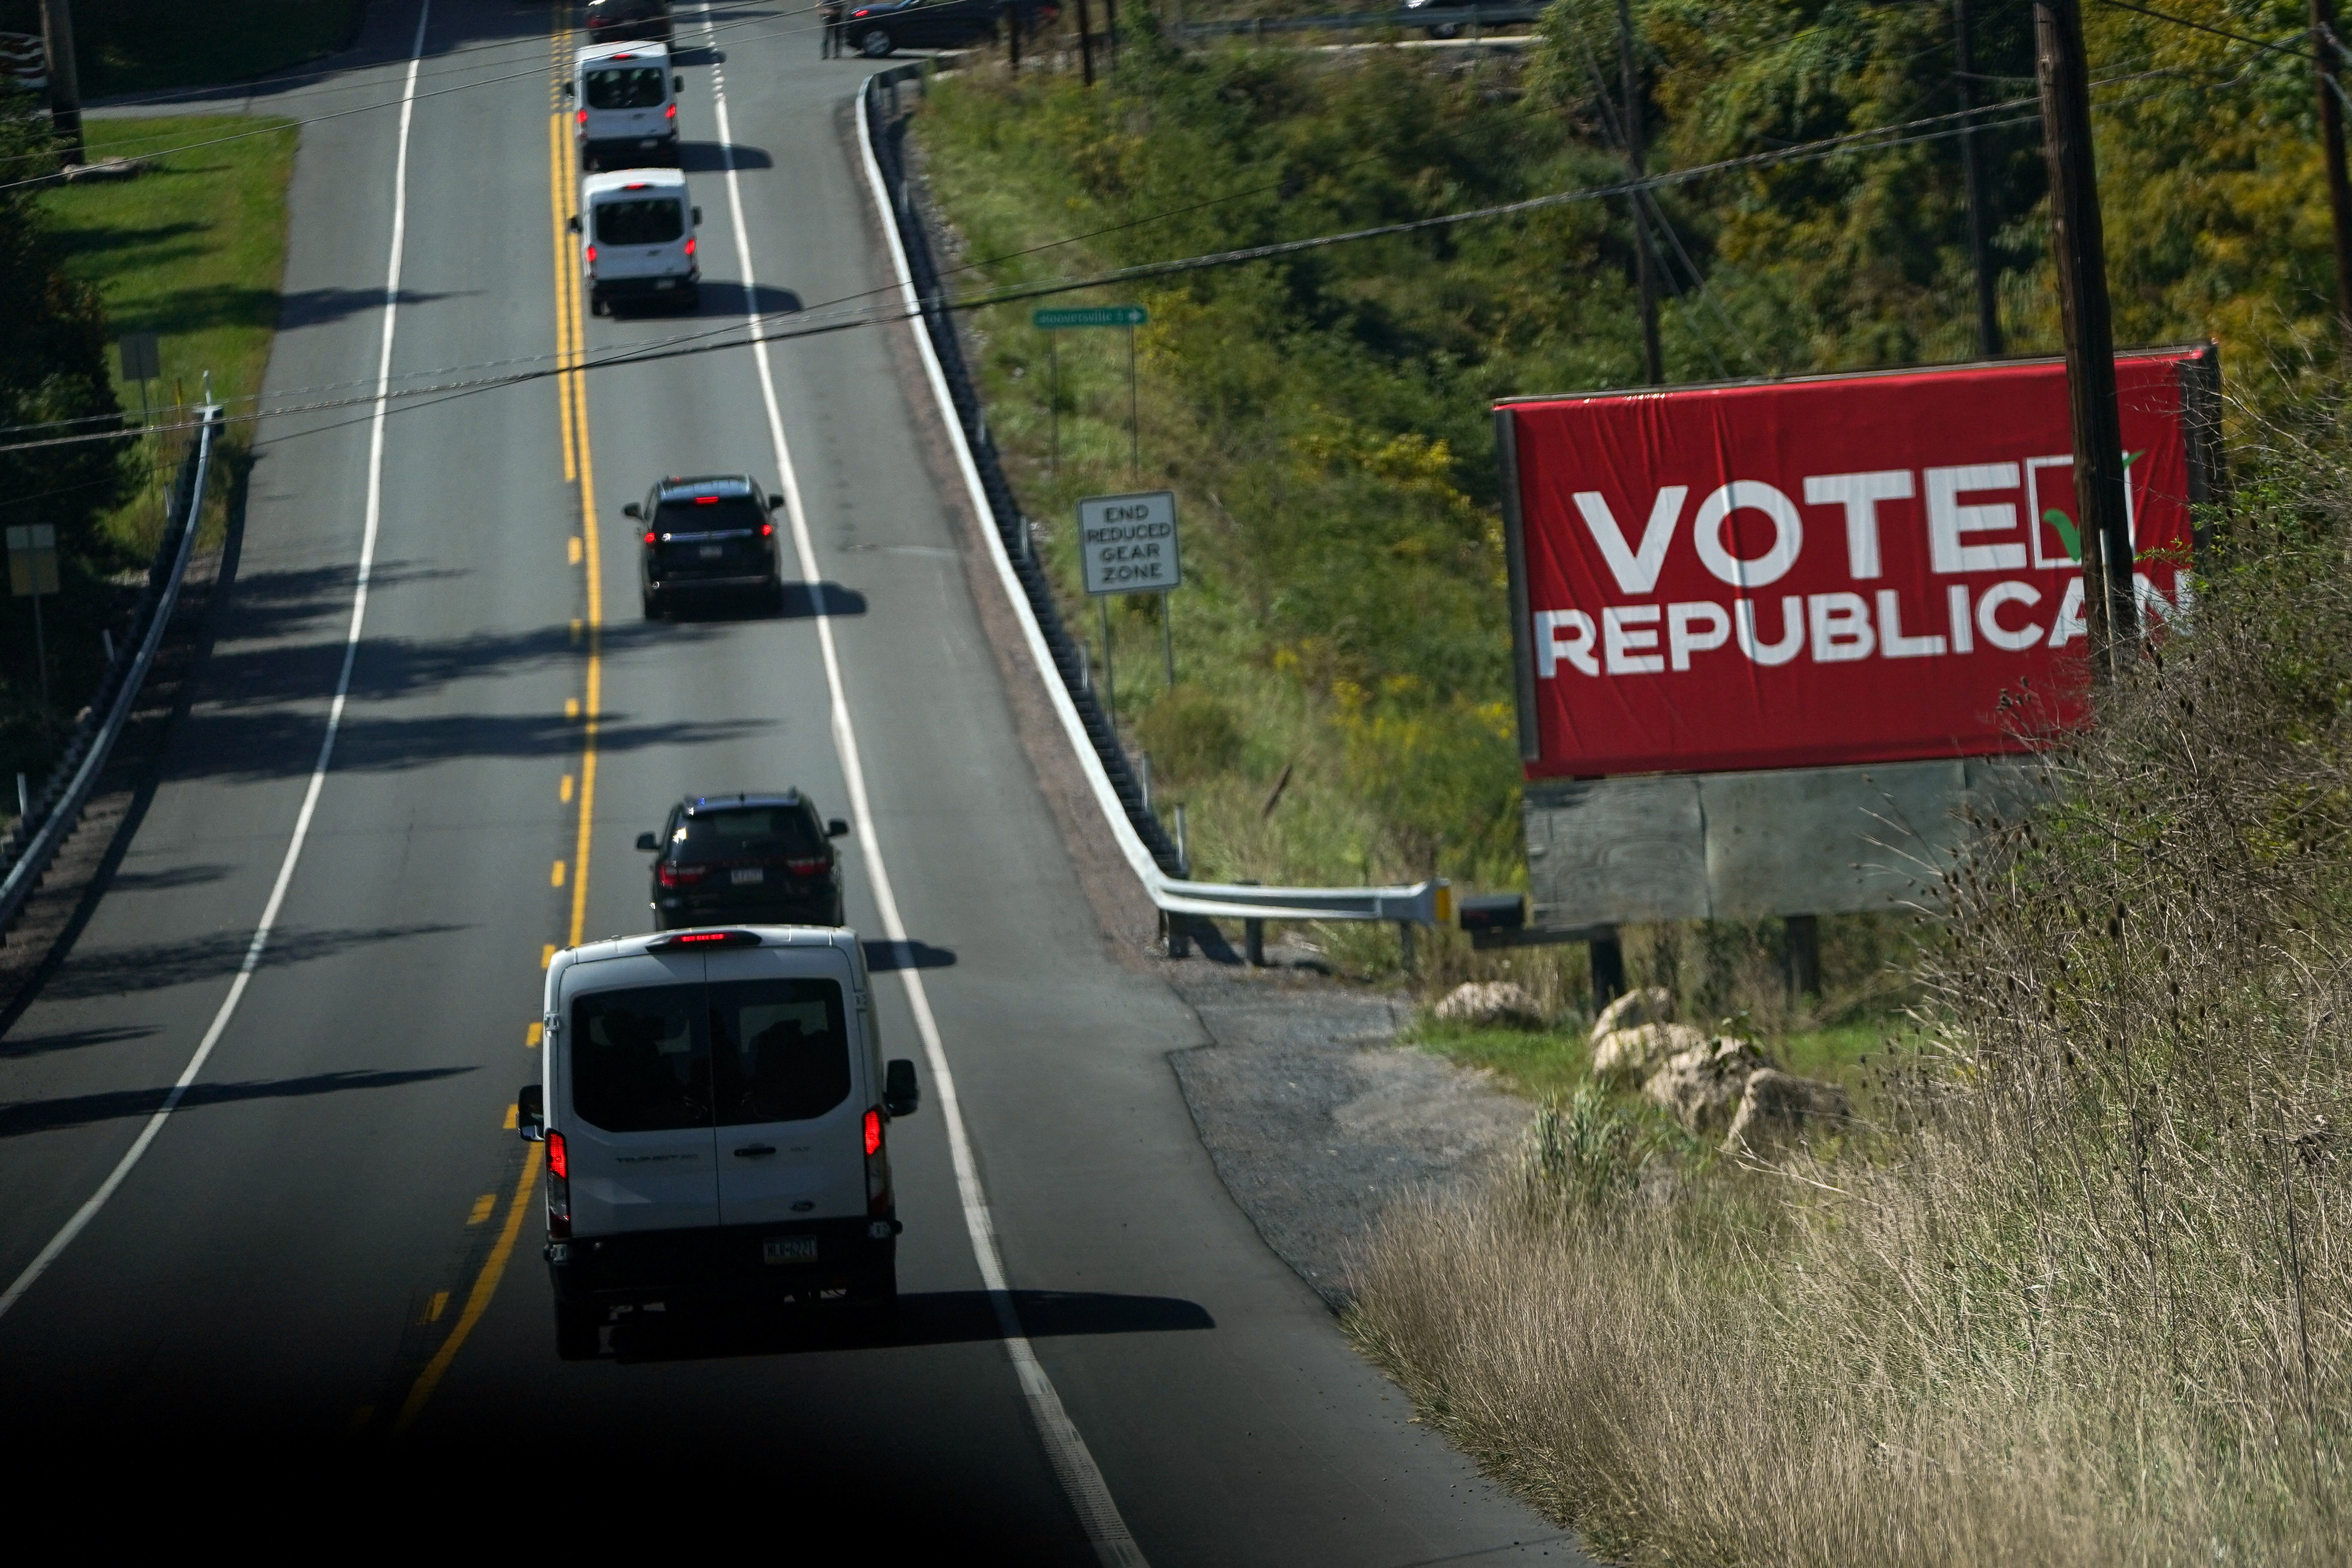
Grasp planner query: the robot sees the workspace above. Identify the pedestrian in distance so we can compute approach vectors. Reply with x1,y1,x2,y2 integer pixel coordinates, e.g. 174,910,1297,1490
820,0,845,56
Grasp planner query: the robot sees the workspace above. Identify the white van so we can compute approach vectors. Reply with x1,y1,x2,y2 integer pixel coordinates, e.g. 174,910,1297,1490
572,168,700,316
517,927,919,1359
567,38,681,171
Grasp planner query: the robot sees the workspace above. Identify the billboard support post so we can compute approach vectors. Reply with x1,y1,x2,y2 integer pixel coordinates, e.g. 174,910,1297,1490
1590,930,1625,1008
2034,0,2136,678
1616,0,1662,385
2312,0,2352,356
1784,913,1820,1001
1953,0,2003,357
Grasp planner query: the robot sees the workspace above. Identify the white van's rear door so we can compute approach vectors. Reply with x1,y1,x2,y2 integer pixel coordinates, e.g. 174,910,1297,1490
703,947,869,1227
558,953,720,1236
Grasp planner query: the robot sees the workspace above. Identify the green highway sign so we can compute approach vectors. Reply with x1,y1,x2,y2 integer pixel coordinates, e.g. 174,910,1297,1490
1033,305,1148,329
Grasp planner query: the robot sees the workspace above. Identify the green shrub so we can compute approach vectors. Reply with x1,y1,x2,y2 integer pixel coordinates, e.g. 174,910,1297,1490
1137,683,1244,782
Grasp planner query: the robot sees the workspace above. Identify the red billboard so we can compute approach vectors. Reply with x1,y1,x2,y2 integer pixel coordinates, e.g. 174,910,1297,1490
1498,348,2221,780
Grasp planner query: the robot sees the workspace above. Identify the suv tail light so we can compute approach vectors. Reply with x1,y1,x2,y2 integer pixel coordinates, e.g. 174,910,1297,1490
547,1131,572,1238
643,531,656,545
785,856,828,877
656,861,710,888
760,522,774,537
864,1107,891,1217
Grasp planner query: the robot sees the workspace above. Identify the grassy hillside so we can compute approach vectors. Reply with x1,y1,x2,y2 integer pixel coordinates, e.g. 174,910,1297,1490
0,1,363,99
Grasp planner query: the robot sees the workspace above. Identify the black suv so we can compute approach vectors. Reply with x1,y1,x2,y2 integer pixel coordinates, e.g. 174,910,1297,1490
627,475,786,618
638,793,851,930
585,0,673,42
843,0,1060,56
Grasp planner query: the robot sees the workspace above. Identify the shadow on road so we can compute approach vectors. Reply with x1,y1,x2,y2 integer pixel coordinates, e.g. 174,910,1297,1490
45,921,464,998
611,1288,1217,1362
863,938,954,972
0,1022,158,1060
679,141,773,172
0,1065,475,1137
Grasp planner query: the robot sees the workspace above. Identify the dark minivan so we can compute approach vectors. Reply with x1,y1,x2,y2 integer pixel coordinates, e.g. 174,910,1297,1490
639,793,851,930
627,475,786,617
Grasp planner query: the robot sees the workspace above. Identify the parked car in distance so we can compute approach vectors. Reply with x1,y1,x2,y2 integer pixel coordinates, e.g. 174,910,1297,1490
628,474,784,617
638,792,852,930
518,927,920,1358
568,38,682,171
842,0,1059,57
584,0,674,42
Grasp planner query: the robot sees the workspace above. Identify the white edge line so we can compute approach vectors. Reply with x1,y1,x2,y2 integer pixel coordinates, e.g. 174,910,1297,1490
712,30,1146,1567
847,72,1430,926
0,0,433,1325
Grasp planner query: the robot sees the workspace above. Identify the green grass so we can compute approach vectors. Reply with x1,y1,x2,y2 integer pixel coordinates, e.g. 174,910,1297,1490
38,114,295,555
0,1,363,99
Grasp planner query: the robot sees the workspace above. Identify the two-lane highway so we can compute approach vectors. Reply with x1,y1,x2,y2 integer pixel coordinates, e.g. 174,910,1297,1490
0,3,1569,1558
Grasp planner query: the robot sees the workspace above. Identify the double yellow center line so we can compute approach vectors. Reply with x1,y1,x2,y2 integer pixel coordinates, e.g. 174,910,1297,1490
391,17,602,1435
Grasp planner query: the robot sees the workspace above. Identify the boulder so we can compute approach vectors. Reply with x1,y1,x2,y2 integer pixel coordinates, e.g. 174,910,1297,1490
1642,1037,1768,1136
1433,980,1544,1029
1723,1069,1853,1158
1590,1021,1710,1084
1588,985,1673,1045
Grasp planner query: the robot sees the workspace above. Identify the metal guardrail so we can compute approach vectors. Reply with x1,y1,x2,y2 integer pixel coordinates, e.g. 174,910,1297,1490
0,33,45,92
0,405,219,941
1173,6,1542,37
857,69,1443,933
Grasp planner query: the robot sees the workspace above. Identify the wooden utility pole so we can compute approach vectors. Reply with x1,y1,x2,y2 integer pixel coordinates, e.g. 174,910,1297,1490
2313,0,2352,355
38,0,83,167
1955,0,2004,357
2034,0,2135,675
1617,0,1662,384
1076,0,1096,86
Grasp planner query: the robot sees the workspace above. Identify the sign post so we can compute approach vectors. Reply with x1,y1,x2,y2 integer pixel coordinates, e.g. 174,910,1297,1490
1078,488,1183,714
1033,304,1148,484
8,523,59,735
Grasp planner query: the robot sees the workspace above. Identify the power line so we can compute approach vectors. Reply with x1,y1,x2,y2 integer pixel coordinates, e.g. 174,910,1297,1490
2091,0,2314,59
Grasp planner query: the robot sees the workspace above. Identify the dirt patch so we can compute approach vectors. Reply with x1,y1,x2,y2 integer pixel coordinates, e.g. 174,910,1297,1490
1168,964,1530,1309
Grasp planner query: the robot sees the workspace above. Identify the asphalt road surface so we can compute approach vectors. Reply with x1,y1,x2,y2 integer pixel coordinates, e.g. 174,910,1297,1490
0,4,1573,1559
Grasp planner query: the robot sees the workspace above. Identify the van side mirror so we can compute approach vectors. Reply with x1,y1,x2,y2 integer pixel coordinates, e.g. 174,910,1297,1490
567,213,581,233
562,81,575,97
636,831,660,851
517,1084,546,1141
883,1059,919,1118
827,818,850,838
691,206,703,224
623,502,643,519
674,72,685,91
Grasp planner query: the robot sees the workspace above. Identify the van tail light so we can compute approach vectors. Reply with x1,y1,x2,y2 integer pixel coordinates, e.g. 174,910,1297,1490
576,109,587,127
683,236,696,258
864,1107,892,1217
584,245,597,272
666,102,677,121
656,861,710,888
546,1131,572,1239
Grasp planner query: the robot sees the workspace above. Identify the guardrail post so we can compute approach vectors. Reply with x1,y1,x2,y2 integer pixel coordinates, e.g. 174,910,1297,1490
1398,920,1415,975
1236,877,1265,965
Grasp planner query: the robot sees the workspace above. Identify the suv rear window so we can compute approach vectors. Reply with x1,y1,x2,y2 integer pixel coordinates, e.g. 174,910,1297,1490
654,497,764,533
594,198,686,245
583,65,668,109
711,978,851,1125
677,807,823,860
571,985,709,1132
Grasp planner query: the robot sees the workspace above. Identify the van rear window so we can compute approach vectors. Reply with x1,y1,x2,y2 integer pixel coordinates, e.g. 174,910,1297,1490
583,65,668,110
710,979,851,1125
571,986,709,1132
594,198,686,246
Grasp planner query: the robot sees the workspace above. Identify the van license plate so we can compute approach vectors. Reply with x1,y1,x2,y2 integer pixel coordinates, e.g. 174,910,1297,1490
763,1237,818,1265
732,867,765,885
654,278,676,289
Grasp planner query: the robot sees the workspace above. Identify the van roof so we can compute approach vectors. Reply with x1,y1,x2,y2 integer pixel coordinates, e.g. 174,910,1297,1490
557,927,860,971
582,167,689,199
577,38,671,65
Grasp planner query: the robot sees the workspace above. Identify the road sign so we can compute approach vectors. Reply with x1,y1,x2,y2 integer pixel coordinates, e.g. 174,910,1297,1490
7,525,58,597
1078,491,1181,596
1034,305,1147,329
117,333,160,384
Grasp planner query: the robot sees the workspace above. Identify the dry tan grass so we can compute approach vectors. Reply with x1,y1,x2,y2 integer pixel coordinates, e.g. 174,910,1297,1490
1349,446,2352,1565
